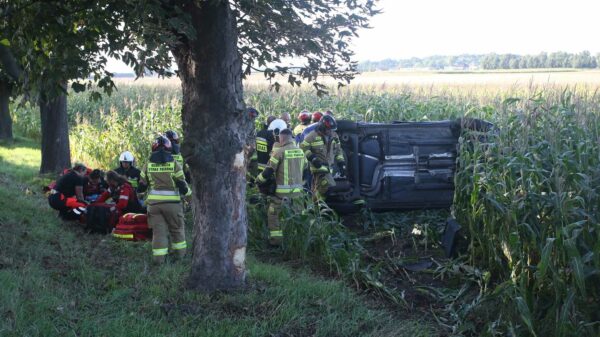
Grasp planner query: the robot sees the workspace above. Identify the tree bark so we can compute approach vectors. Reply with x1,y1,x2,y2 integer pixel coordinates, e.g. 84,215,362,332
39,85,71,174
172,1,251,291
0,79,12,141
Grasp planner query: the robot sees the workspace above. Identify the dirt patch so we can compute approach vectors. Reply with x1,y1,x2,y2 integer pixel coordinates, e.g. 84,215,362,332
254,209,454,328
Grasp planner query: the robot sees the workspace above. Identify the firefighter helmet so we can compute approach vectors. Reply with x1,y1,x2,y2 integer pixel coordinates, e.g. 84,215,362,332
119,151,135,163
268,119,287,136
318,115,337,132
165,130,179,144
311,111,323,123
298,111,311,124
152,135,172,152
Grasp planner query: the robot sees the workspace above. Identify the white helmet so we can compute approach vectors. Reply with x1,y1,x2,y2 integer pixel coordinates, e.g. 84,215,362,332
119,151,134,163
268,119,287,136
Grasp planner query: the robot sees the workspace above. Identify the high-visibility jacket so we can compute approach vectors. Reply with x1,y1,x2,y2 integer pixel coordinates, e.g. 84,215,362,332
255,128,275,172
293,124,309,138
115,166,142,190
257,140,305,198
300,130,344,173
171,144,185,170
141,150,191,205
172,153,184,168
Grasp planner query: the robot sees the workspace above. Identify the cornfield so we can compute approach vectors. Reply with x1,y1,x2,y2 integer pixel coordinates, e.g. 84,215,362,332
10,79,600,336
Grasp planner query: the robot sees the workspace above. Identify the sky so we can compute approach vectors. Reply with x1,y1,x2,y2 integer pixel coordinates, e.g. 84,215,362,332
353,0,600,61
107,0,600,72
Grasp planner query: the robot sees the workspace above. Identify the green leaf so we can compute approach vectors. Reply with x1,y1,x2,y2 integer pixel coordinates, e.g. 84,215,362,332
71,82,86,93
515,296,538,337
0,38,9,46
536,238,555,280
570,257,586,296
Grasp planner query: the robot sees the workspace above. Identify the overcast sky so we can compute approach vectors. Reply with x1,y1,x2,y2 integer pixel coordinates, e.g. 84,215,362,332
107,0,600,72
353,0,600,60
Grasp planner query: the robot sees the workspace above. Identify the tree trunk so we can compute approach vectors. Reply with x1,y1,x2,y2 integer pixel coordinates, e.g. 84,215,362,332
0,79,13,141
172,1,250,291
39,85,71,174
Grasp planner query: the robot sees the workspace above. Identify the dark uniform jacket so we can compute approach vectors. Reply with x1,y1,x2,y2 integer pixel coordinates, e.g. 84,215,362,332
114,166,142,191
255,128,275,171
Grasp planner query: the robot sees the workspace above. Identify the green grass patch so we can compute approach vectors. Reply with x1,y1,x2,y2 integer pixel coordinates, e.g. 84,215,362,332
0,141,435,337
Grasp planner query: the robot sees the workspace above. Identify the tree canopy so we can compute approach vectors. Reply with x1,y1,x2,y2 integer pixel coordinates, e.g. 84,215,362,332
1,0,379,289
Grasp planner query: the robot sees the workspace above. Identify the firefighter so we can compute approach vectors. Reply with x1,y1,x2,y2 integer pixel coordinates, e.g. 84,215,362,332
296,111,329,191
48,163,89,219
140,136,191,264
256,127,305,245
115,151,142,192
300,115,346,201
293,110,311,139
255,115,277,173
165,130,183,167
165,130,190,182
296,111,324,145
96,170,144,214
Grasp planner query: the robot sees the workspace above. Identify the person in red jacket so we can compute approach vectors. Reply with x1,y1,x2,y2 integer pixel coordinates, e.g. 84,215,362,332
96,171,145,214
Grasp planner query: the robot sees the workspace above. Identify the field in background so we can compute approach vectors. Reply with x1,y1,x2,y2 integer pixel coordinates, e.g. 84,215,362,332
114,68,600,88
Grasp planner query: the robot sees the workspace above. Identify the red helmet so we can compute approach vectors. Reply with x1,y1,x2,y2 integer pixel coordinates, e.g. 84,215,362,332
311,111,323,123
152,135,172,152
318,115,338,133
298,111,311,123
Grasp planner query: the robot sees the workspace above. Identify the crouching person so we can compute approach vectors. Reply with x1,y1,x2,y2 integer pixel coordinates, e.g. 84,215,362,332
84,169,108,202
48,163,89,220
256,128,305,245
96,171,144,215
140,135,191,265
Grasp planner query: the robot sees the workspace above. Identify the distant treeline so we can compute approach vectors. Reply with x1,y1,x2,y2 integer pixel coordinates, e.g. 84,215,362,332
358,51,600,71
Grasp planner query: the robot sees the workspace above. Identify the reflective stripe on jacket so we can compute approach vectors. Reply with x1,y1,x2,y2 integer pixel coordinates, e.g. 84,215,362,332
255,129,275,171
172,153,184,169
258,140,305,198
300,130,344,173
141,160,190,204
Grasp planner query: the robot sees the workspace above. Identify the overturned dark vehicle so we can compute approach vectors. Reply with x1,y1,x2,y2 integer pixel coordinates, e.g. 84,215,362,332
327,118,493,213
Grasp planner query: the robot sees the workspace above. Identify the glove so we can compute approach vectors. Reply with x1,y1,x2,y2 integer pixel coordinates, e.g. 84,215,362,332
337,162,346,176
311,157,323,169
258,181,276,196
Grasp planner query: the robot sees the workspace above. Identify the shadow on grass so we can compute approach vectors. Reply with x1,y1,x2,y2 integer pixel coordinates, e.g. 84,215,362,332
0,136,40,150
0,139,436,337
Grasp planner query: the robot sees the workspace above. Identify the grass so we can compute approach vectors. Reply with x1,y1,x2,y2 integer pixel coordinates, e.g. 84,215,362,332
0,138,435,337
